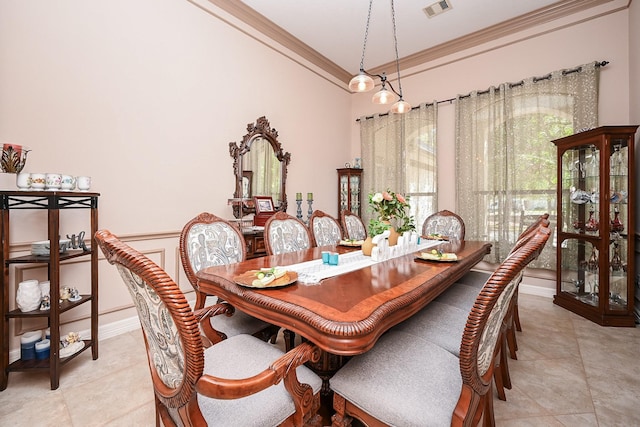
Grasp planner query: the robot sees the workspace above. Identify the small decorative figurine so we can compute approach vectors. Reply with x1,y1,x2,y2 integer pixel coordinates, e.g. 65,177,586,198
39,295,50,311
69,287,81,301
77,231,88,251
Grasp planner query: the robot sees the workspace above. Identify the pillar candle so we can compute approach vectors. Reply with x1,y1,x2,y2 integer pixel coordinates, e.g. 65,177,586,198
296,192,302,201
307,192,313,201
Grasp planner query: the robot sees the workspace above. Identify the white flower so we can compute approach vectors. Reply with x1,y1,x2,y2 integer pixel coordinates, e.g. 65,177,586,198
371,192,383,203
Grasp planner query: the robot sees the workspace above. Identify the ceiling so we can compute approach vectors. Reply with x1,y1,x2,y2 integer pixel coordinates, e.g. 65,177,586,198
209,0,614,83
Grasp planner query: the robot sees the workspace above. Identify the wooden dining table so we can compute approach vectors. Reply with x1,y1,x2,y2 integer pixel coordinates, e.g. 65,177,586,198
196,239,492,357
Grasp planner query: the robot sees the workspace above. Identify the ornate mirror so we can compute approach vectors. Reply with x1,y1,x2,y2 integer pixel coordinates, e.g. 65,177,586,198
229,116,291,218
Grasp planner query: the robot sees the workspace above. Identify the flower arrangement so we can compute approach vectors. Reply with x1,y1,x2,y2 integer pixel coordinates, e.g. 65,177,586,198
368,189,416,235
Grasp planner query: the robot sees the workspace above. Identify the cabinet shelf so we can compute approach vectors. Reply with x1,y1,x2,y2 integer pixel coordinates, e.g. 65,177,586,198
552,126,637,327
1,191,100,390
7,339,93,371
5,249,93,264
6,295,92,318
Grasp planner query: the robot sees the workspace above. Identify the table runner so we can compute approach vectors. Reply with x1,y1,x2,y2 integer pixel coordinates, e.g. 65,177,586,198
287,240,441,285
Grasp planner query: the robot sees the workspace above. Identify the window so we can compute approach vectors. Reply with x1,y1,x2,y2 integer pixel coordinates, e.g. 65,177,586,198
456,62,599,269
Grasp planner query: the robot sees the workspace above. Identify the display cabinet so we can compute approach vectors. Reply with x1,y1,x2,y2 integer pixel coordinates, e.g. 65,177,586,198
1,191,100,390
337,168,362,217
552,126,637,326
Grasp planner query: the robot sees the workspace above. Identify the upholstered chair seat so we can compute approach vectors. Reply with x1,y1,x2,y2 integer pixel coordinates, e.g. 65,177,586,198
330,330,461,427
392,301,469,356
340,210,367,241
309,210,342,247
198,334,322,426
434,282,480,311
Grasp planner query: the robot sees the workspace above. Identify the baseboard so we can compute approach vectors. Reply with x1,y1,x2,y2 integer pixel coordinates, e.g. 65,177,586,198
520,283,555,299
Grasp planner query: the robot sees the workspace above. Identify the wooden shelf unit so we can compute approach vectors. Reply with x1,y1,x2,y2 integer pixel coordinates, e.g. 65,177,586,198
1,191,100,390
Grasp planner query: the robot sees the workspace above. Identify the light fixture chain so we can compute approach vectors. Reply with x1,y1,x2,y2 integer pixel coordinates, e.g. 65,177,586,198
391,0,403,98
359,0,375,70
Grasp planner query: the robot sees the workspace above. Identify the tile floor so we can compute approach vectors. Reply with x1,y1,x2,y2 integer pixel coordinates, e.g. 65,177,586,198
0,293,638,426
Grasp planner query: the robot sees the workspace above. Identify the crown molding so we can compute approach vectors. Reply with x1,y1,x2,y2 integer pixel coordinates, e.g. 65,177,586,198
205,0,622,85
369,0,620,76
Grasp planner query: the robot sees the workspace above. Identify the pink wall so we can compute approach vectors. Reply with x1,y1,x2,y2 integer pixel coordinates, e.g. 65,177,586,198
0,0,352,243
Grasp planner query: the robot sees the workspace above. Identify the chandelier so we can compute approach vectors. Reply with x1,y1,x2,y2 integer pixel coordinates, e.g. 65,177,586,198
349,0,411,114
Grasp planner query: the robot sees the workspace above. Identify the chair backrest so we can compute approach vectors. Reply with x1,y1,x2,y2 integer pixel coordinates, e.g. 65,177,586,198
454,227,551,422
264,211,313,255
95,229,204,424
510,213,550,255
309,210,342,247
422,209,466,240
179,212,246,290
340,210,367,240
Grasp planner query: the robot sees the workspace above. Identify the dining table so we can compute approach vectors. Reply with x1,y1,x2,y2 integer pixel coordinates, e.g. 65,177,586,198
196,239,492,358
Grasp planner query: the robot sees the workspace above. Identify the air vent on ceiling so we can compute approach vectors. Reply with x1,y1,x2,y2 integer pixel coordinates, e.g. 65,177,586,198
423,0,453,18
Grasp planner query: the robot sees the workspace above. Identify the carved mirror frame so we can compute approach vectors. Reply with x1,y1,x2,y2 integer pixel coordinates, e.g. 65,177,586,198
229,116,291,218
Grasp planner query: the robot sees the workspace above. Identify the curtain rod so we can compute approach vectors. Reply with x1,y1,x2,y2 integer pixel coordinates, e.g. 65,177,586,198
356,60,608,122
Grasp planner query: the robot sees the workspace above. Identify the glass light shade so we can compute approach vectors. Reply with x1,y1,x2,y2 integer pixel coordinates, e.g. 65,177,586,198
372,87,397,105
348,72,375,92
390,99,411,114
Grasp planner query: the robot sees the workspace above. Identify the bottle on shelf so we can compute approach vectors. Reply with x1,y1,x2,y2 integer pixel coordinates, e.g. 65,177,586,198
610,206,624,233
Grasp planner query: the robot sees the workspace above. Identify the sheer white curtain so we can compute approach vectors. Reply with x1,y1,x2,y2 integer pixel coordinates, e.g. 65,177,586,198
456,61,600,269
360,103,438,230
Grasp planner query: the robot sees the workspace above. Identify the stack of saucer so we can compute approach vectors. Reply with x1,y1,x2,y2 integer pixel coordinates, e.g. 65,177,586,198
31,239,71,256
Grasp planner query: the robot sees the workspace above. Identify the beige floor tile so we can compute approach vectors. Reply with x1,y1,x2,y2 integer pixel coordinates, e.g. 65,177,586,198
0,387,72,425
0,292,637,426
103,401,156,427
63,363,154,426
493,383,550,420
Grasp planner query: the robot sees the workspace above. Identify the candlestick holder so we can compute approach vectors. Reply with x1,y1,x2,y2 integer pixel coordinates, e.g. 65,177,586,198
306,199,313,224
296,200,303,221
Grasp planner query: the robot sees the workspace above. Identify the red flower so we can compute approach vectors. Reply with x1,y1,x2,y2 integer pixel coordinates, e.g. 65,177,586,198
396,194,406,204
382,191,393,201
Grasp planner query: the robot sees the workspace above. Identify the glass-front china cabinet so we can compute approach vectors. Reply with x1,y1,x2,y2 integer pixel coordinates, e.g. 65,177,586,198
552,126,637,326
337,168,362,217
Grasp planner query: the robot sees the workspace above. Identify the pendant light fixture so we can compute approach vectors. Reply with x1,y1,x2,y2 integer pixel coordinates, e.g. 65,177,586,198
349,0,411,113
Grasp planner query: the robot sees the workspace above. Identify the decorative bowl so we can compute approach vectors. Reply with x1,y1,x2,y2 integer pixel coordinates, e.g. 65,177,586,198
1,144,31,173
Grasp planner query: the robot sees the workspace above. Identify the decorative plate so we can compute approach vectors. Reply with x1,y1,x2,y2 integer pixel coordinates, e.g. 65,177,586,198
338,239,364,247
234,270,298,289
415,251,458,262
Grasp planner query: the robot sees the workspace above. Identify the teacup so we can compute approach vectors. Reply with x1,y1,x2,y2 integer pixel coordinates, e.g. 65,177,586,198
16,172,31,190
30,173,46,189
45,173,62,190
76,176,91,191
60,175,75,190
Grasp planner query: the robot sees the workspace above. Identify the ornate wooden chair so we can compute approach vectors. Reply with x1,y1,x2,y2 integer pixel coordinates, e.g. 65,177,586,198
458,214,551,355
393,226,551,404
422,209,466,240
330,228,551,427
179,212,280,345
264,211,313,256
95,229,323,427
263,211,312,349
309,210,342,247
340,210,367,241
